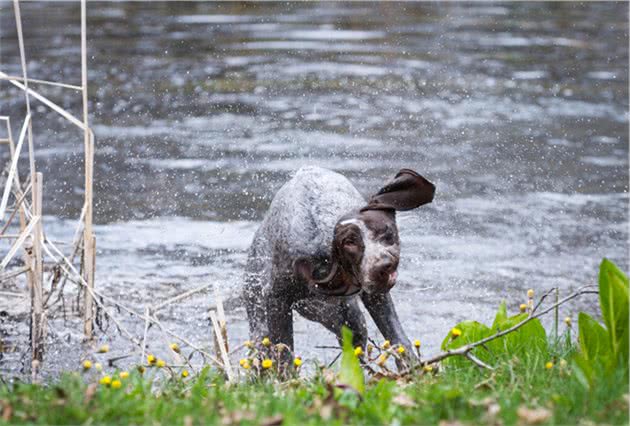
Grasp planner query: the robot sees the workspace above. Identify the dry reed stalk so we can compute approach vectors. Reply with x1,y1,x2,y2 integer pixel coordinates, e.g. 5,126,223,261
0,71,86,130
30,172,44,366
1,215,39,269
0,75,82,91
80,0,95,340
0,114,30,220
210,310,234,383
0,266,29,283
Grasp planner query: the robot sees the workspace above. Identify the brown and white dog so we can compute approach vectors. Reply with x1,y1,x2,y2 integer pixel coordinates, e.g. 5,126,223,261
243,167,435,351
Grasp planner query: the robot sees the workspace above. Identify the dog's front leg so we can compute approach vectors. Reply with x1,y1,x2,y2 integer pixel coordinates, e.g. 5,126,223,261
361,292,413,353
266,294,294,352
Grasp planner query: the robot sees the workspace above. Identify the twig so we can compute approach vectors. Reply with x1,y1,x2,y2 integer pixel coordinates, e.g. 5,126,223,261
140,306,150,364
152,283,213,312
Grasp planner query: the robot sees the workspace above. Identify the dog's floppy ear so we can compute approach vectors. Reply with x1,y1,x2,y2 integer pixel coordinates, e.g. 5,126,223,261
363,169,435,212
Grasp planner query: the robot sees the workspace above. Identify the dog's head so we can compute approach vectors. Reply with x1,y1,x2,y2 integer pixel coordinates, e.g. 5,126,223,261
295,169,435,296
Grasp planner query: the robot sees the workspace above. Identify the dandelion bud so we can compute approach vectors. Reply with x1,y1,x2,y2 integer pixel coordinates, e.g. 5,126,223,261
367,344,374,354
119,371,129,379
262,337,271,347
413,340,421,348
99,376,112,386
293,357,303,367
423,365,433,373
397,346,405,354
137,365,146,374
182,370,189,378
545,361,554,370
564,316,571,327
147,354,156,365
354,346,364,357
82,360,92,370
111,379,122,389
98,344,109,354
382,340,391,349
156,359,166,368
451,327,462,337
519,303,527,313
377,354,388,366
169,343,180,353
239,358,248,367
527,289,534,299
262,359,273,369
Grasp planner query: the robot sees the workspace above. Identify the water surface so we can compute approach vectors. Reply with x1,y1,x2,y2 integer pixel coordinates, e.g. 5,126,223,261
0,1,628,377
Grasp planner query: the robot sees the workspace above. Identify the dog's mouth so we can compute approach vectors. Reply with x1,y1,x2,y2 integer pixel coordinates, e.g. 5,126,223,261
387,270,398,289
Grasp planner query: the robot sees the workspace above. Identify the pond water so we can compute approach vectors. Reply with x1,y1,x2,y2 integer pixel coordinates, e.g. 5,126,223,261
0,2,628,378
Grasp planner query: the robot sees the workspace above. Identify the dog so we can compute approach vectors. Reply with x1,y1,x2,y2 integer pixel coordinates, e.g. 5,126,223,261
243,166,435,352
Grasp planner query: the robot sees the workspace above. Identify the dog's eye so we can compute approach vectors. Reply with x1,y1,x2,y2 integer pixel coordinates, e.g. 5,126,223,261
381,232,396,245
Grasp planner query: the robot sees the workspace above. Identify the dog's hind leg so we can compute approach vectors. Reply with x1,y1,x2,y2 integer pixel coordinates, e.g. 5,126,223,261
294,298,367,349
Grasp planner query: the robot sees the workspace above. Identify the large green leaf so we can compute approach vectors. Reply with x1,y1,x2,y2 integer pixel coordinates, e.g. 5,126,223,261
441,320,493,368
488,313,548,359
577,312,610,363
339,326,365,395
491,301,508,330
598,259,629,359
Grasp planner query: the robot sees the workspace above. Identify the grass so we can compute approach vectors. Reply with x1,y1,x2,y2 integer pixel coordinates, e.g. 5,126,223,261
0,343,627,425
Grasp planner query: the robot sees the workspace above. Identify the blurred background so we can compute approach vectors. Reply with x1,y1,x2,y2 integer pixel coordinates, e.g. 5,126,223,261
0,1,628,376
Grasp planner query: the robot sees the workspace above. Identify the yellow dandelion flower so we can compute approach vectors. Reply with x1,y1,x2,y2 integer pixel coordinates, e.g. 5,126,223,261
527,289,534,299
99,376,112,386
156,359,166,368
354,346,364,357
451,327,462,337
545,361,554,370
242,361,251,370
382,340,391,349
293,357,303,367
82,360,92,370
147,354,156,365
182,370,189,378
119,371,129,379
98,344,109,353
94,363,103,372
519,303,527,313
262,337,271,347
397,346,405,354
239,358,248,367
262,359,273,369
111,379,122,389
169,343,180,353
564,316,571,327
413,339,421,348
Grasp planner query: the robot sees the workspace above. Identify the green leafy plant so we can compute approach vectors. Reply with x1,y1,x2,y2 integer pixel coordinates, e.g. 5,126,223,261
441,301,547,368
573,258,629,388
